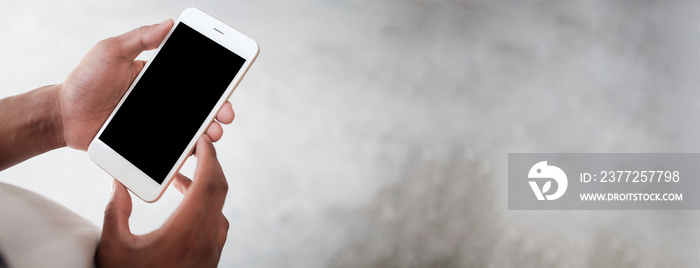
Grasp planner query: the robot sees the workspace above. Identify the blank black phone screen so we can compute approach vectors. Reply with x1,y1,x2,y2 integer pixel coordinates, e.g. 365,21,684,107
99,22,245,184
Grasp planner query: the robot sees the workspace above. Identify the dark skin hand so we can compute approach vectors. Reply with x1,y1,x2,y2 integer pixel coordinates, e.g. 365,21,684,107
96,135,229,268
58,19,234,150
0,19,235,267
0,19,235,170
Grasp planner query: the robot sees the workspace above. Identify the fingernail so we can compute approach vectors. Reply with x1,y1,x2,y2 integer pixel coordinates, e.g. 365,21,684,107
111,180,115,194
158,19,170,25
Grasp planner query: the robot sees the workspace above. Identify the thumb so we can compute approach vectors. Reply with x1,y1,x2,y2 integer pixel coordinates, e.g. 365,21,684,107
103,180,133,236
188,135,227,208
107,19,174,61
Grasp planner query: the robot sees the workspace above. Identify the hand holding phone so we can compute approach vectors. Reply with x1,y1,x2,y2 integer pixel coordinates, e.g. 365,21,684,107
96,135,229,268
59,20,175,151
87,8,259,202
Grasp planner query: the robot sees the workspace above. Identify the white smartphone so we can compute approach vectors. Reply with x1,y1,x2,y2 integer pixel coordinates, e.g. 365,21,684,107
88,8,259,202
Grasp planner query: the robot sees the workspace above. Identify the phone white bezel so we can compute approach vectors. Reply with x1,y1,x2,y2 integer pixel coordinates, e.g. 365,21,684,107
88,7,259,202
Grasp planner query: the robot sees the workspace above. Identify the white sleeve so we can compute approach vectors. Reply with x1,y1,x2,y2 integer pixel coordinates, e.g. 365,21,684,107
0,182,100,268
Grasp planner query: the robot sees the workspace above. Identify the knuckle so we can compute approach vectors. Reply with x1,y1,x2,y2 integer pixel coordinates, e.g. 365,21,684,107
204,175,228,195
103,205,116,219
222,216,230,231
136,25,148,34
204,180,218,195
219,176,229,193
134,27,148,48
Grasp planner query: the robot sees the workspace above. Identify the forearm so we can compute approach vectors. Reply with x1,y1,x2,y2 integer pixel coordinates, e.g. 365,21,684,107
0,85,65,171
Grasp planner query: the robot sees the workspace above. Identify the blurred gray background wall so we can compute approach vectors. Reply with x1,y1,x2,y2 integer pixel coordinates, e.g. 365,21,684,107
2,0,700,267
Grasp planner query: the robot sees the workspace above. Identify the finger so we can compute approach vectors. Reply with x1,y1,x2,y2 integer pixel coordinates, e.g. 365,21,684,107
171,173,192,195
218,214,229,250
106,19,173,61
131,60,147,81
216,102,235,124
189,133,212,157
103,180,133,236
184,135,228,211
206,121,224,142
